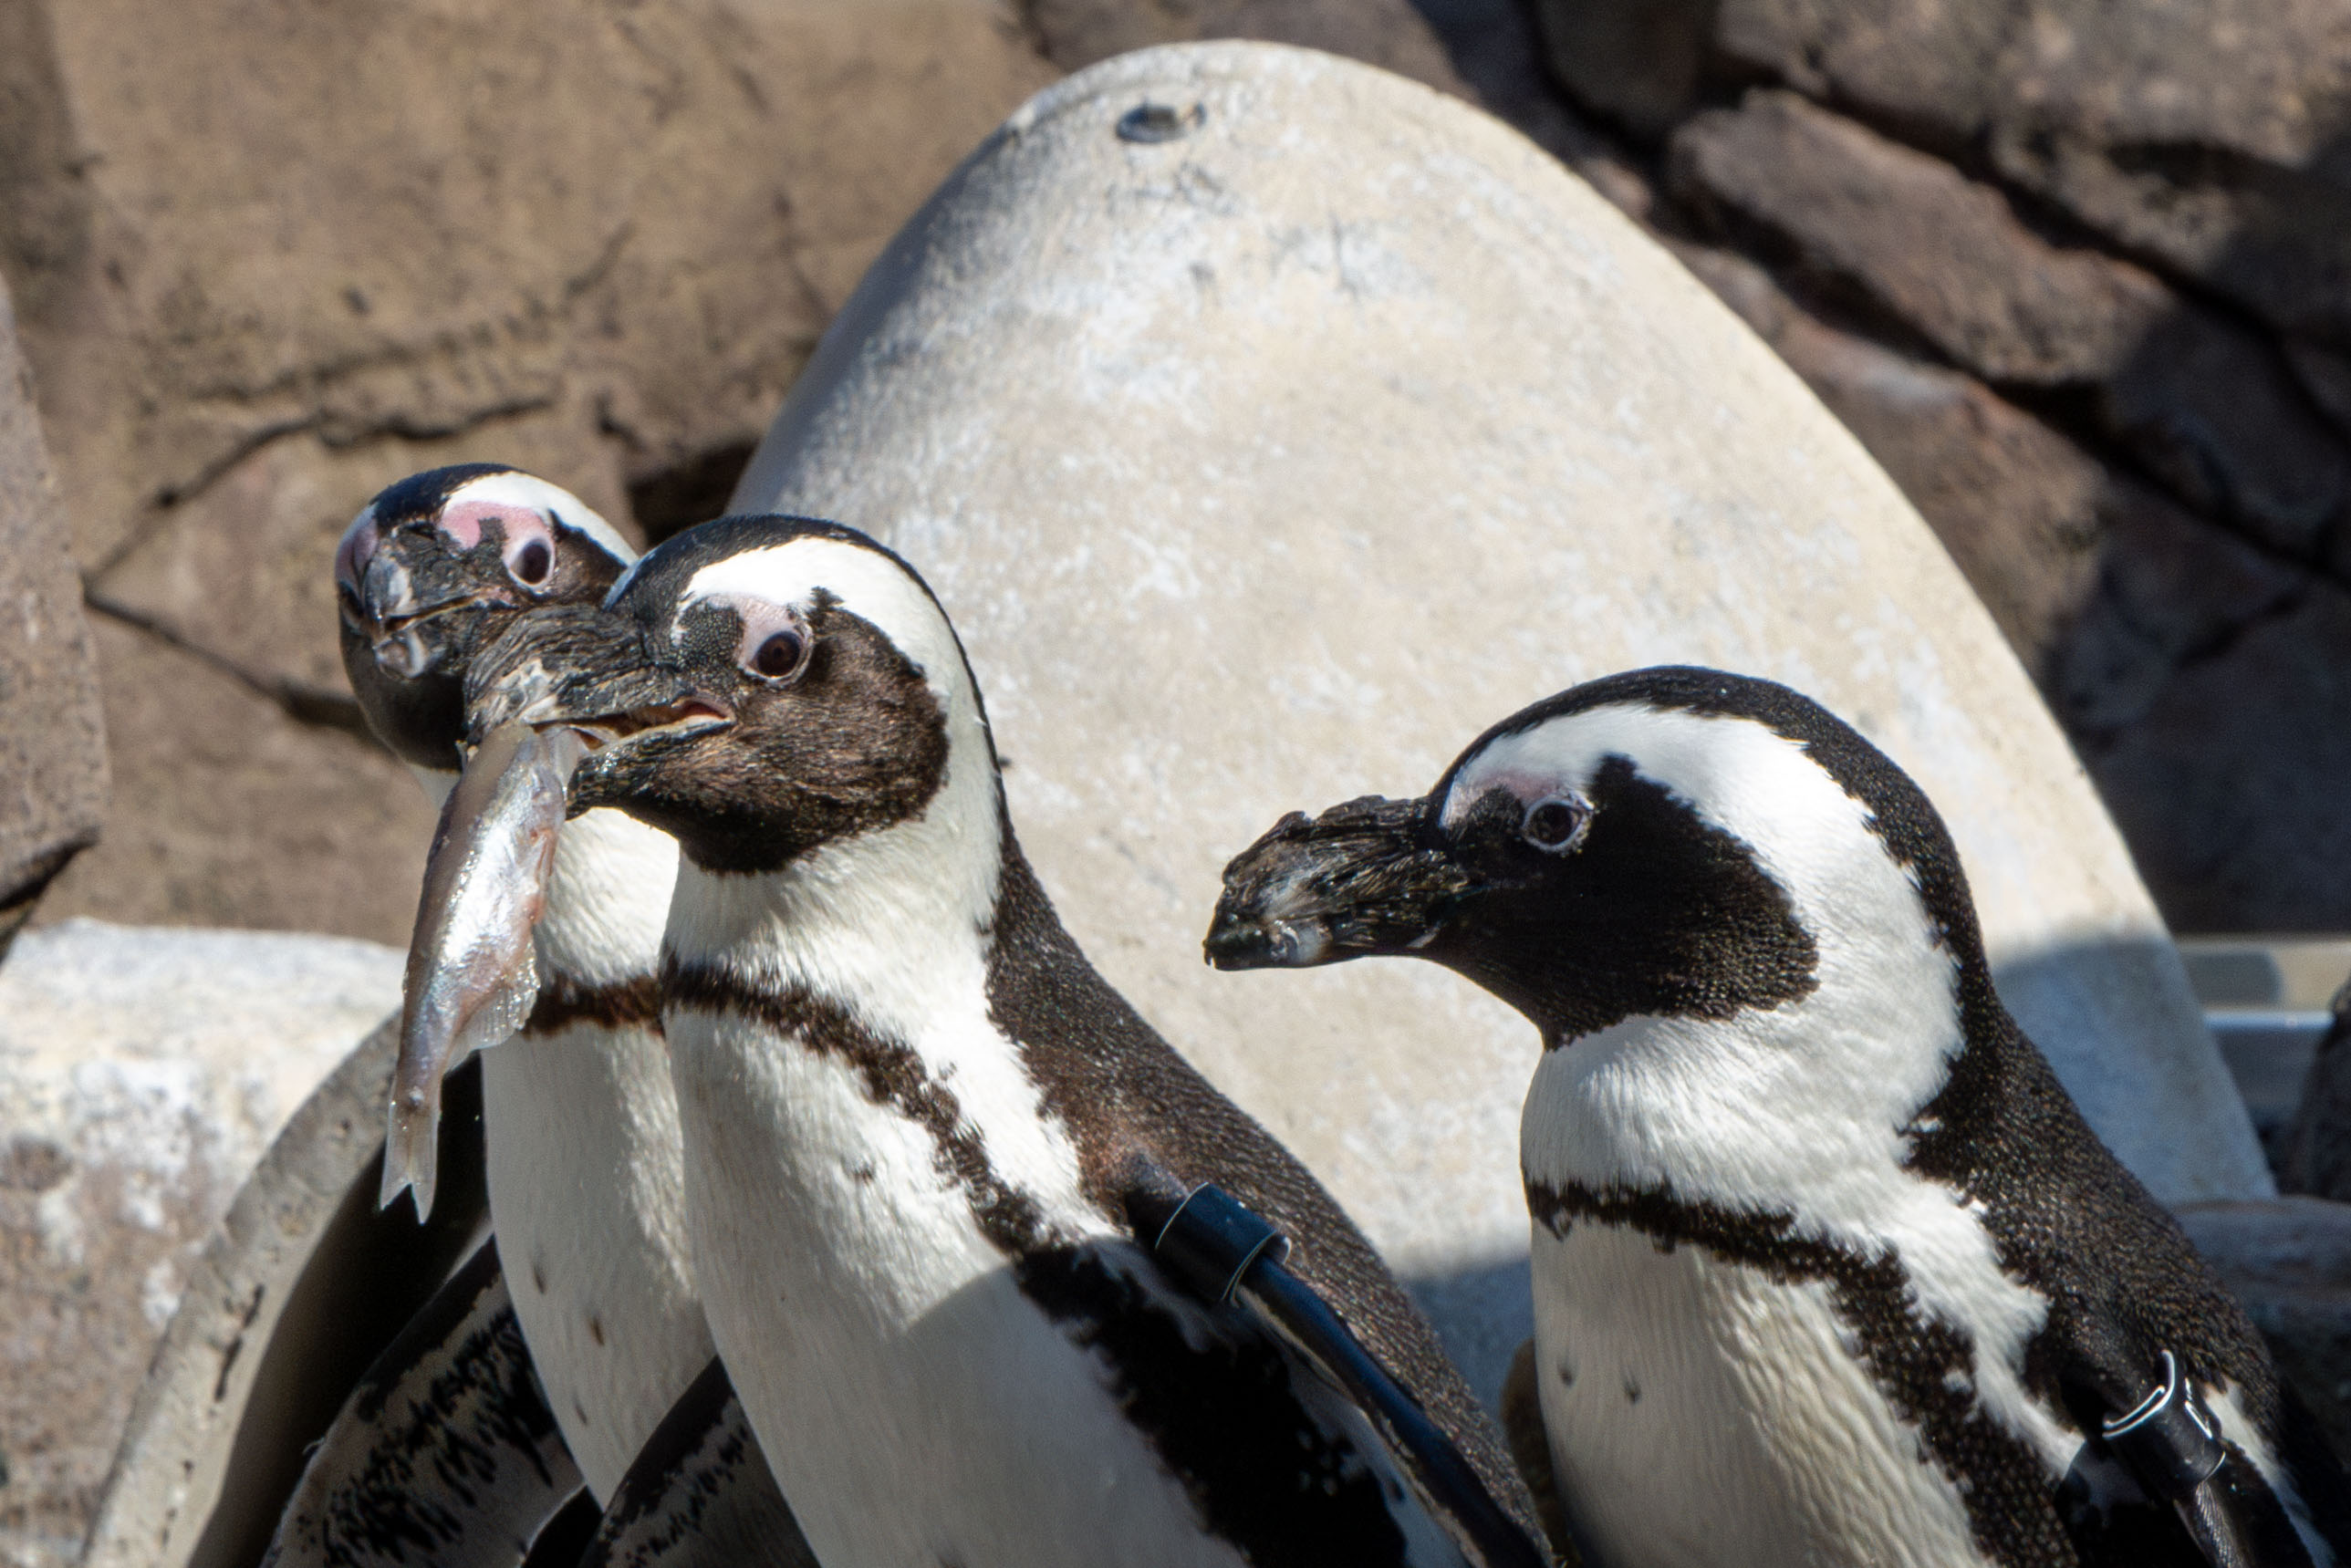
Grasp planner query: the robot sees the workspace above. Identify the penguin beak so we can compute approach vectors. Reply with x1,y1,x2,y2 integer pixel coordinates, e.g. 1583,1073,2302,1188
1203,794,1472,969
464,604,733,777
353,528,523,679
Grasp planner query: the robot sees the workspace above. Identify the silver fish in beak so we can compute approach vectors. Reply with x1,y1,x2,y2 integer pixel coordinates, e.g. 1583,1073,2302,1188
383,719,588,1220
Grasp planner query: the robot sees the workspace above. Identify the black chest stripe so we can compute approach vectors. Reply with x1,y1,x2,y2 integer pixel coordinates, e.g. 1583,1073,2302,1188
662,956,1057,1254
1527,1177,2082,1568
661,957,1413,1567
524,971,664,1037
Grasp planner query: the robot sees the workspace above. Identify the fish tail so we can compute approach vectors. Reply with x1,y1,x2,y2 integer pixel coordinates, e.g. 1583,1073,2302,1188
380,1096,442,1222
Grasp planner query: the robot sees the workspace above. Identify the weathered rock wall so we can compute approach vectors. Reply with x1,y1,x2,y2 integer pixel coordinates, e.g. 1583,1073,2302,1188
2,0,1056,940
0,269,103,949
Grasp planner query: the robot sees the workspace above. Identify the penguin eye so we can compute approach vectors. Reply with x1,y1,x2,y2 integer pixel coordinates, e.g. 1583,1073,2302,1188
733,605,813,683
1521,795,1589,854
512,539,552,585
752,630,805,678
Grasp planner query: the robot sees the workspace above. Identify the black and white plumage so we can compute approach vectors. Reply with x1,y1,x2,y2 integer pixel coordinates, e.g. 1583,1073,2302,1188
333,465,808,1568
265,1241,581,1568
463,514,1545,1568
1204,666,2351,1568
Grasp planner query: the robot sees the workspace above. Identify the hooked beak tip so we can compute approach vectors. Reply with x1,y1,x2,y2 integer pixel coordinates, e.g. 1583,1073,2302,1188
1202,911,1328,971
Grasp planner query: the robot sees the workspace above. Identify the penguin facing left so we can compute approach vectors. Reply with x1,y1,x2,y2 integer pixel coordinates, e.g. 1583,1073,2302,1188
305,464,812,1568
1204,666,2351,1568
451,514,1550,1568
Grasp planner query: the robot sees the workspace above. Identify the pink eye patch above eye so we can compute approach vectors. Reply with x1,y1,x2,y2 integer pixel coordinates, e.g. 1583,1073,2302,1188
438,501,552,554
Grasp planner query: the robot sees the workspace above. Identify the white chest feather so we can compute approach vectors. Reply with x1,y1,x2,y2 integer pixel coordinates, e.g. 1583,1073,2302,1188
482,805,708,1502
670,1000,1265,1568
484,1025,710,1501
1532,1222,1991,1568
663,831,1458,1568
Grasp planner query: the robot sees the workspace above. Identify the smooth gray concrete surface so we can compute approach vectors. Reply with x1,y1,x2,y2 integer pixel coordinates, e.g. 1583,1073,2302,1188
733,42,2269,1402
0,921,397,1568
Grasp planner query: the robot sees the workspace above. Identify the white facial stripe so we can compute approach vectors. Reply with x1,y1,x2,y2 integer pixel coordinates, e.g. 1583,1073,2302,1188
680,540,968,718
1446,701,1875,870
446,472,637,566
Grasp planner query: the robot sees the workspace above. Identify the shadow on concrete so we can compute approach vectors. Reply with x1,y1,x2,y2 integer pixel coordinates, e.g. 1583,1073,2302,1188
1403,1253,1536,1415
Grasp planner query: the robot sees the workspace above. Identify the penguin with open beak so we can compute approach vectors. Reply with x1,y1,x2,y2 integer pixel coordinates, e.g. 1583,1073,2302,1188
1204,666,2351,1568
447,513,1549,1568
275,465,812,1568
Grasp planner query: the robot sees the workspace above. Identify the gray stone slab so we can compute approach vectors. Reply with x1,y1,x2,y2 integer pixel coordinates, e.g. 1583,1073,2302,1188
732,43,2273,1402
0,920,397,1568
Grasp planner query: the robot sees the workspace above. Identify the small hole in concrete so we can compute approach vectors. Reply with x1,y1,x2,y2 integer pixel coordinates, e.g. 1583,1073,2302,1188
0,1136,71,1193
1118,101,1204,144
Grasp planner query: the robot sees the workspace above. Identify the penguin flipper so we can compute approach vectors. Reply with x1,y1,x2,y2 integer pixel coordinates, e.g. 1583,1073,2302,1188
2055,1345,2346,1568
581,1357,819,1568
262,1240,584,1568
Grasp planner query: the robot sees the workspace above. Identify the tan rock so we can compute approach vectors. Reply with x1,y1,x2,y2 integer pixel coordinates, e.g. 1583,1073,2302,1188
16,0,1054,571
0,273,105,944
733,41,2272,1398
32,617,435,945
3,0,1056,937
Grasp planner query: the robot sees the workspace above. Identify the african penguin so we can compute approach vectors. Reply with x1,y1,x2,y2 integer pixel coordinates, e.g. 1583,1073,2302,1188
462,513,1546,1568
1203,666,2351,1568
335,465,729,1508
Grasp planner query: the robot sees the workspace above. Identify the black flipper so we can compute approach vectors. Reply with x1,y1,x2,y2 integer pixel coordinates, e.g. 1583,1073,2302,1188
983,844,1555,1556
2065,1350,2327,1568
262,1239,583,1568
1132,1176,1553,1568
578,1357,819,1568
1954,1026,2351,1568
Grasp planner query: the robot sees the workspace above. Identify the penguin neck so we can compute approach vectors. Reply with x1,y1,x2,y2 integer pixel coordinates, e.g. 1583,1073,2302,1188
661,775,1111,1259
1521,815,1976,1233
535,807,677,986
661,736,1008,1045
411,758,674,993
